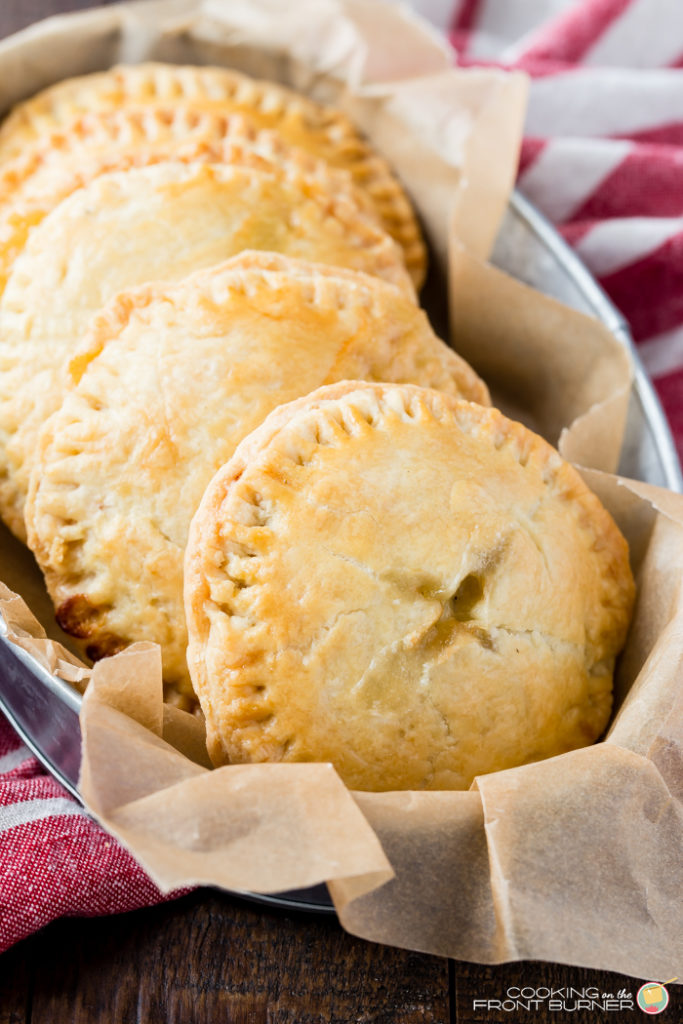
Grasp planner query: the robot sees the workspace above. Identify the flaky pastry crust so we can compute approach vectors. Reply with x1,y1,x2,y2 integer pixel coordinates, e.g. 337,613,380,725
0,64,426,285
0,105,377,298
0,159,414,540
184,382,635,791
25,255,487,695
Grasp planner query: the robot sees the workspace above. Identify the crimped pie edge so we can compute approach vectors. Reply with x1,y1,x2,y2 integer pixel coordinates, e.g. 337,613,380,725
63,252,488,402
183,381,635,782
0,106,388,298
0,63,426,286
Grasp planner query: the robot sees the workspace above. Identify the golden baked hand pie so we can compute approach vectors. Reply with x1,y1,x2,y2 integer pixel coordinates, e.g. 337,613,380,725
0,159,413,540
0,105,375,298
0,64,426,285
184,382,635,790
25,254,487,701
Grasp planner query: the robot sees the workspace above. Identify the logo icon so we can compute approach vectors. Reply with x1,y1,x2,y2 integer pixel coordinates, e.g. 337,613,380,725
637,978,676,1014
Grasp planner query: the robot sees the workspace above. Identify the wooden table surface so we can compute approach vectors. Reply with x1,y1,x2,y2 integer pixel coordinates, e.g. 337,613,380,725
0,2,671,1021
0,887,655,1023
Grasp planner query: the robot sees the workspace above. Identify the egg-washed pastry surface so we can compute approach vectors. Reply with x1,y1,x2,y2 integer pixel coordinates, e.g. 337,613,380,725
0,160,413,541
0,106,378,297
0,64,426,286
184,382,635,791
25,254,488,699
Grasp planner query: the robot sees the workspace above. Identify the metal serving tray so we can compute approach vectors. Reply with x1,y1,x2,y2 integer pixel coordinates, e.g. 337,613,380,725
0,189,680,915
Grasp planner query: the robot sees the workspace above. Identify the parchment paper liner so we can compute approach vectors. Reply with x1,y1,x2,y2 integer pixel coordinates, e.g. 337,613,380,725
0,0,671,980
2,474,682,978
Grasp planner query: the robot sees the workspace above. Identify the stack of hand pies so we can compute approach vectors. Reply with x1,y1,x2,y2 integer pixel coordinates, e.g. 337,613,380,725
0,63,635,791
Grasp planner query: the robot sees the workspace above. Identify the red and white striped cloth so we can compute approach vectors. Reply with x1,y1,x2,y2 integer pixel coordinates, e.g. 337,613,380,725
1,0,683,952
0,716,166,951
446,0,683,457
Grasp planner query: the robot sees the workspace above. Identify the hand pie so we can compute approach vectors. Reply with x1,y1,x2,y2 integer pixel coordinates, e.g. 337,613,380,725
0,64,426,285
25,254,487,700
0,160,413,540
184,382,635,790
0,106,374,297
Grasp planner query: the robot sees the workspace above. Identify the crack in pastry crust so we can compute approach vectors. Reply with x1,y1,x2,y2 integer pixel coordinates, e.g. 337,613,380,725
25,255,486,696
0,64,426,286
184,382,635,791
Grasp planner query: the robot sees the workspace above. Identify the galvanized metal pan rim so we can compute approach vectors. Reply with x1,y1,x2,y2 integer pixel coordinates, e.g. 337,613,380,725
0,618,81,714
508,190,683,494
0,629,81,801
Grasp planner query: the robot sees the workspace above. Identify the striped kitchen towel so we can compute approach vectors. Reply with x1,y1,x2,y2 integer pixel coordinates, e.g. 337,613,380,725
447,0,683,462
0,715,165,951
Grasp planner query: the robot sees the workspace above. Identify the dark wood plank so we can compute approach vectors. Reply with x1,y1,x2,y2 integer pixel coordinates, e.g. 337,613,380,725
27,891,449,1024
0,938,31,1024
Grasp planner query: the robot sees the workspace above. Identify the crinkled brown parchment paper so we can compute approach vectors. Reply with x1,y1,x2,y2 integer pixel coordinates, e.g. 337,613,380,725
2,0,678,982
